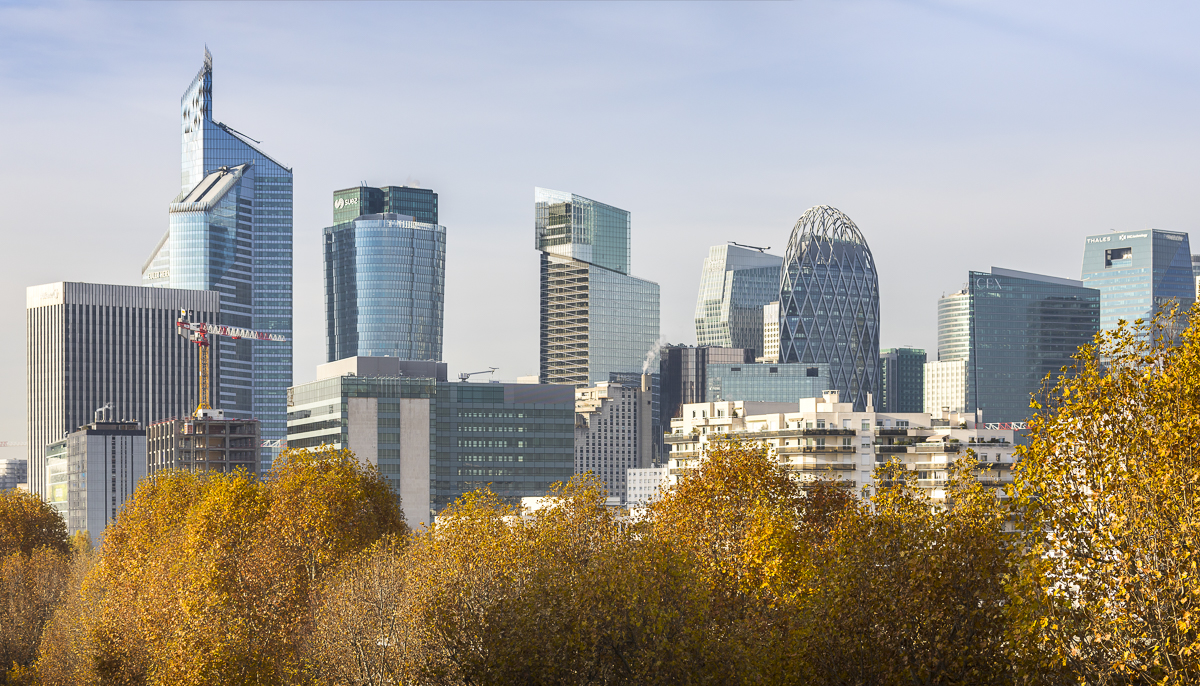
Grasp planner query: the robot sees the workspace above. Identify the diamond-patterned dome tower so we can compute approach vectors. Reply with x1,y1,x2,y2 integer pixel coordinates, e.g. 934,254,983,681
778,206,880,411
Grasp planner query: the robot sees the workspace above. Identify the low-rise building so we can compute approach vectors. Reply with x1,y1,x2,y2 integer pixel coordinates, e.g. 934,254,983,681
575,376,656,499
0,458,27,492
665,390,1016,500
286,357,575,530
625,466,669,506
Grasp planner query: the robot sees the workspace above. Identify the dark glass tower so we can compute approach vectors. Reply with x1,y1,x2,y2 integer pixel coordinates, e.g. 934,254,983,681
879,347,926,413
324,185,446,362
142,49,293,467
778,206,880,411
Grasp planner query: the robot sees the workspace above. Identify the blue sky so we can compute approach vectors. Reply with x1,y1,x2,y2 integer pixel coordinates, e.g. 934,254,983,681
3,0,1200,445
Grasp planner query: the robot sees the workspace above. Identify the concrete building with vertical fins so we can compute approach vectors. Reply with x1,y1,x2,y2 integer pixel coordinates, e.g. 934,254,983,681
25,282,219,502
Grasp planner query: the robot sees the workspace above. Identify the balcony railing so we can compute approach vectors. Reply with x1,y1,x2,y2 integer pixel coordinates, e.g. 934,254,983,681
782,463,856,471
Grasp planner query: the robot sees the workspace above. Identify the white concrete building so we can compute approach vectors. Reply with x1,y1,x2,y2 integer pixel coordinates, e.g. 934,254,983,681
575,376,656,500
924,359,969,414
758,301,780,363
625,466,668,505
665,390,1016,501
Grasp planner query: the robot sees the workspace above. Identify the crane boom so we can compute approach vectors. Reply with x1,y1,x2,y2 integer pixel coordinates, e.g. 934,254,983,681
176,311,286,416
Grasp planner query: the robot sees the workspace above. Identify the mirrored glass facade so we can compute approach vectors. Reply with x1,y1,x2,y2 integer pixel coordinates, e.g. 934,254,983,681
706,362,833,403
143,49,293,467
694,245,783,357
536,188,660,387
1081,229,1195,331
930,268,1099,424
332,185,438,226
778,206,880,411
879,347,926,413
325,212,446,362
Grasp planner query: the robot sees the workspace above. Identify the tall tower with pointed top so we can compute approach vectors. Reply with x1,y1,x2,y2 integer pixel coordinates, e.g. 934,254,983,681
143,49,294,469
778,206,880,411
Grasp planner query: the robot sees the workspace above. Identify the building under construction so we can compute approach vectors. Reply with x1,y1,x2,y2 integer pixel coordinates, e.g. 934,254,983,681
147,410,261,476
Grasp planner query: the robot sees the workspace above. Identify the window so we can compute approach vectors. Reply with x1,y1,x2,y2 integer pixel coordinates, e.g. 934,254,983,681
861,420,870,430
816,419,825,429
806,367,819,377
842,419,850,429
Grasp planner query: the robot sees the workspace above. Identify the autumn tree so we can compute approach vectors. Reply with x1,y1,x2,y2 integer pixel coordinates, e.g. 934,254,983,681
35,446,406,686
1009,308,1200,684
801,457,1014,686
0,489,69,557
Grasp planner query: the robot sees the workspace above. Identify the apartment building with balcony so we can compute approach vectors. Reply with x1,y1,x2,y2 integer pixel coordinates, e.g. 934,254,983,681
664,390,1016,500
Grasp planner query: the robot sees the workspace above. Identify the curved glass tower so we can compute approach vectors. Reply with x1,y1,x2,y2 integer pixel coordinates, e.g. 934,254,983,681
778,206,880,411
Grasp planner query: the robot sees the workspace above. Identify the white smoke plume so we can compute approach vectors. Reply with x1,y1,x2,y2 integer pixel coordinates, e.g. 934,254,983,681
642,338,667,374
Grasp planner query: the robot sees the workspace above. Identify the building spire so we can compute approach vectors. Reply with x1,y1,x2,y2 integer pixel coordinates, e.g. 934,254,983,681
204,45,212,70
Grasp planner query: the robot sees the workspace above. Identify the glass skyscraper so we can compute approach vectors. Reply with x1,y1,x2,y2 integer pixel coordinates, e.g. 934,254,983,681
142,49,293,465
694,245,783,358
536,188,660,387
1081,229,1195,331
778,206,880,411
879,347,926,413
924,268,1099,425
325,185,446,362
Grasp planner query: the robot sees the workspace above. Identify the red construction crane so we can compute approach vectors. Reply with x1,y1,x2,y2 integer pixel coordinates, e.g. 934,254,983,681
176,310,286,417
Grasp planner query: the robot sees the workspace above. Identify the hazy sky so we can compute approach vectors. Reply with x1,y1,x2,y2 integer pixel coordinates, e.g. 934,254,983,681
3,0,1200,447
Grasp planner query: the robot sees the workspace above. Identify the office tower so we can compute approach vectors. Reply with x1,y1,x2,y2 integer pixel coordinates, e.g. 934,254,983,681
26,282,220,503
658,346,754,424
0,459,27,491
333,185,438,225
325,186,446,362
879,347,927,413
923,268,1099,425
286,357,575,529
143,49,293,464
48,407,147,546
609,371,662,465
1081,230,1194,331
778,206,880,411
694,245,783,357
147,411,261,477
761,301,780,363
705,362,833,404
574,376,655,499
535,188,660,387
1189,254,1200,300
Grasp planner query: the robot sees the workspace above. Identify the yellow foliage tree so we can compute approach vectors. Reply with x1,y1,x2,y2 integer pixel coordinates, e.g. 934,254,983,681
0,489,68,557
1010,309,1200,684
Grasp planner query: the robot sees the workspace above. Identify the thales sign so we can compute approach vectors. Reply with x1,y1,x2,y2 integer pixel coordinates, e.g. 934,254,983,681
334,197,360,210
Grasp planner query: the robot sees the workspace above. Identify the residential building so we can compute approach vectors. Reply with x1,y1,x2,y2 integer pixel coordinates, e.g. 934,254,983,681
923,268,1099,426
706,362,833,404
609,371,663,465
0,459,27,491
536,187,660,386
325,186,446,362
658,345,753,427
574,376,656,499
778,206,880,411
147,409,261,477
625,466,668,506
665,390,1017,501
1082,229,1194,331
286,357,575,530
760,301,780,363
142,48,293,466
58,407,147,546
26,282,219,503
879,347,926,413
694,245,783,357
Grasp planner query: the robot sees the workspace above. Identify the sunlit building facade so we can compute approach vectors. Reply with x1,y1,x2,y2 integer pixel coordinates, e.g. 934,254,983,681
536,188,660,386
694,245,782,358
1081,229,1195,331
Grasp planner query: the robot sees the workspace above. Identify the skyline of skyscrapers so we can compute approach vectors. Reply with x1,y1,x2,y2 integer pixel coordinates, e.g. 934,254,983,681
535,187,660,387
324,185,446,363
143,48,293,465
694,244,783,358
1081,229,1195,331
778,205,881,411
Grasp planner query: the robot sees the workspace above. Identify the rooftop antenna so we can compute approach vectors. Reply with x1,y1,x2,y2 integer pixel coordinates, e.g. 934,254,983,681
728,241,770,252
